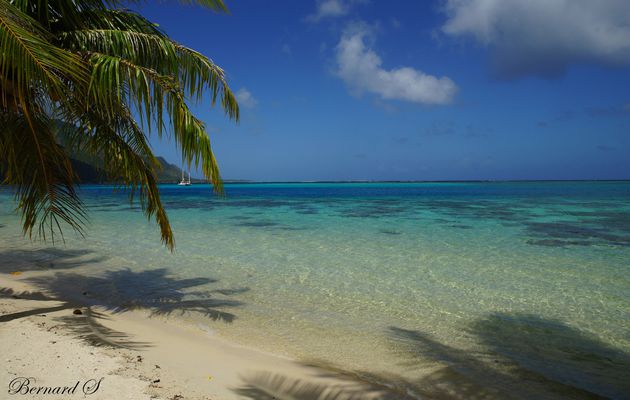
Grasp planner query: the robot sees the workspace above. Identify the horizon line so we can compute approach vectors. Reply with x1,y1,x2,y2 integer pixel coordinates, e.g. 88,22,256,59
209,179,630,184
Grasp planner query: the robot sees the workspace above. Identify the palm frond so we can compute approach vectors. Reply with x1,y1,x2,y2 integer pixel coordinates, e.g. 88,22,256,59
0,112,86,242
86,52,224,191
88,117,175,249
59,8,164,33
59,28,239,120
169,0,229,12
0,1,88,109
1,0,237,250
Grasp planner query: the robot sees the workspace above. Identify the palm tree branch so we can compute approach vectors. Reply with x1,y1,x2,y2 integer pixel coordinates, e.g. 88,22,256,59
84,114,174,249
2,0,236,249
0,1,88,108
0,111,86,242
86,52,223,192
59,28,238,121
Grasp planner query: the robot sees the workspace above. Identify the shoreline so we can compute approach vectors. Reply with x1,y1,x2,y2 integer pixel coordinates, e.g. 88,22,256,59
0,272,402,400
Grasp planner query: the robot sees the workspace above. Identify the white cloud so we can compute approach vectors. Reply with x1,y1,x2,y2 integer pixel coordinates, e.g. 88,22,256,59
281,43,292,55
235,88,258,108
335,23,457,105
441,0,630,78
306,0,366,22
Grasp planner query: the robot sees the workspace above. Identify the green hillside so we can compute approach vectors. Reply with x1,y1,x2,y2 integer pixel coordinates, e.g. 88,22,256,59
71,155,191,184
45,120,191,184
154,157,189,183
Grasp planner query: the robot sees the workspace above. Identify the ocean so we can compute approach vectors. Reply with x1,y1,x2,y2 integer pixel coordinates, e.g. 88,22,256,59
1,181,629,399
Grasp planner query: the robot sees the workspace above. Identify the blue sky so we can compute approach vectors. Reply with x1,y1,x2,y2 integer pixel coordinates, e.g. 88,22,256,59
134,0,630,181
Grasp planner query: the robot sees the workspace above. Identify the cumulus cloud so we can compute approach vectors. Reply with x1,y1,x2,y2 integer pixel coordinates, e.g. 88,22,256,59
306,0,365,22
335,23,457,105
235,88,258,108
441,0,630,78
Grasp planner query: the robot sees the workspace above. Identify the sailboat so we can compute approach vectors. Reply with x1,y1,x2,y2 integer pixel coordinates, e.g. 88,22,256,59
178,167,192,186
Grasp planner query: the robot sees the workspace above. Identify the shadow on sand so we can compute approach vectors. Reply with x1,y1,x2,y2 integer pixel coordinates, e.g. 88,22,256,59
1,249,248,349
26,268,247,322
0,287,151,349
233,364,416,400
0,247,107,273
233,313,630,400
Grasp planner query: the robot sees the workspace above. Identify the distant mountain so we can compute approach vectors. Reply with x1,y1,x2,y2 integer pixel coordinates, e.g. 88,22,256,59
154,156,189,183
0,120,214,185
72,155,194,184
71,158,105,183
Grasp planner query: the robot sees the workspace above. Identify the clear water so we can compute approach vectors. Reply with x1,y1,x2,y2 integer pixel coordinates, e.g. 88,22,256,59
1,182,629,399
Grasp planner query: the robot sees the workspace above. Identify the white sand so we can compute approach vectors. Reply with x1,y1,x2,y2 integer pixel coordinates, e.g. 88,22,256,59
0,272,394,400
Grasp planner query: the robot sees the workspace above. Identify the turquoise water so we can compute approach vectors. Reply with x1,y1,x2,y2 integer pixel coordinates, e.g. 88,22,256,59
1,182,629,399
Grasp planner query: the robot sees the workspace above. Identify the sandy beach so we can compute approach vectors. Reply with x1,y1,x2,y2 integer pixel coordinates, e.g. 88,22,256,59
0,270,397,400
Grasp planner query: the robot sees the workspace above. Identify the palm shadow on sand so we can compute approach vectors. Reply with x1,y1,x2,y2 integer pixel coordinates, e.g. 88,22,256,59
233,313,630,400
26,268,247,322
0,247,107,273
1,249,248,349
0,286,149,349
382,314,630,400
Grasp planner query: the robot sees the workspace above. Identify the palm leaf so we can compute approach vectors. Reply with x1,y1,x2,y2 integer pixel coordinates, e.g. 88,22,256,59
86,52,224,192
0,1,88,109
0,112,86,242
86,115,175,249
59,27,239,119
1,0,237,250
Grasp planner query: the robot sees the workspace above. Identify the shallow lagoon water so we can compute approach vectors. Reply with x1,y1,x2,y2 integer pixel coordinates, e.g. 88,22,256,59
1,182,629,398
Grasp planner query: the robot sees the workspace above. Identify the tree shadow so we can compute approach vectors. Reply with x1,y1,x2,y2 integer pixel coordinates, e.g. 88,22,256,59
386,313,630,399
54,307,151,349
232,313,629,400
0,287,70,322
233,368,414,400
470,314,630,398
2,250,248,349
0,287,149,349
25,268,247,323
0,287,53,302
0,247,107,273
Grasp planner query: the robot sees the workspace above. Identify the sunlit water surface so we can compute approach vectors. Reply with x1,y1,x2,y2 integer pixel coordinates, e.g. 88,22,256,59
1,182,629,398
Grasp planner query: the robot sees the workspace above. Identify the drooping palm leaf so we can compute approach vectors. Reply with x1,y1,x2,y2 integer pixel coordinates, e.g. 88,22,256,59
0,2,88,110
0,111,86,242
0,0,238,249
58,27,239,120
